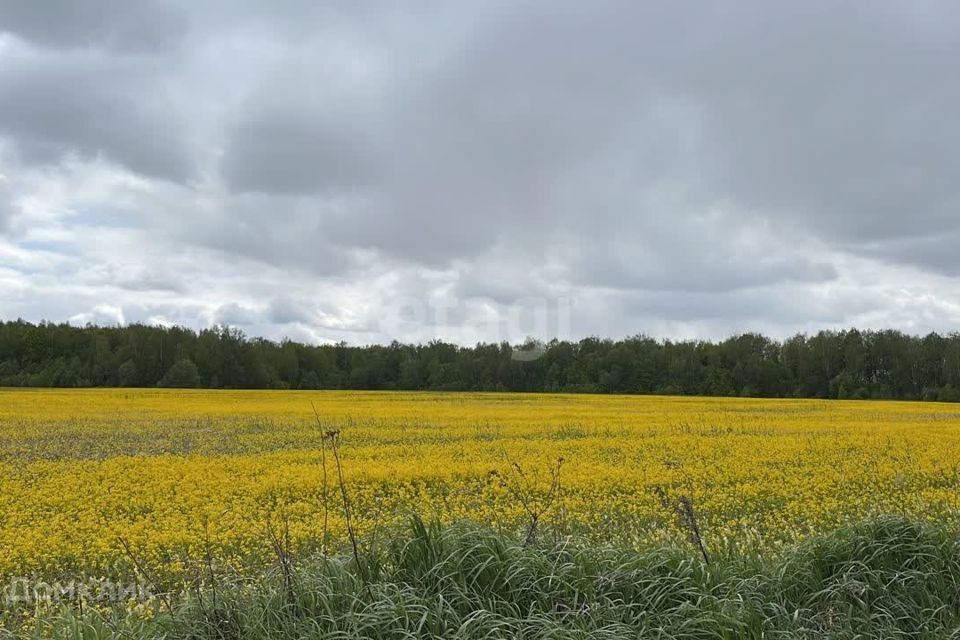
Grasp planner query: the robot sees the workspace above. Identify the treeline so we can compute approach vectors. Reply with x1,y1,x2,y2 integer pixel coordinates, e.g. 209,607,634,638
1,320,960,401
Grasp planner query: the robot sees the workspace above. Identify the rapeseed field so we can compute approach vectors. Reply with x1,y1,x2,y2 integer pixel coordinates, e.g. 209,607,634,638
2,389,959,579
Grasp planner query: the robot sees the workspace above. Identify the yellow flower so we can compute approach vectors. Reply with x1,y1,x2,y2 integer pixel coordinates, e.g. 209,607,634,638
1,389,959,578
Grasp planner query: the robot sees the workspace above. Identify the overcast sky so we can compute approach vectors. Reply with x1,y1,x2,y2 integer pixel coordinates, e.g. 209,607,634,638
1,1,959,345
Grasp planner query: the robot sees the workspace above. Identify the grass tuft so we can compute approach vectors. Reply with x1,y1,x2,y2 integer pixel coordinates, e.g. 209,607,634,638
4,515,960,639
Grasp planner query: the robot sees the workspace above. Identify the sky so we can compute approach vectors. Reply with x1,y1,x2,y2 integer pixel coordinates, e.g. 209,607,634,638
1,1,959,345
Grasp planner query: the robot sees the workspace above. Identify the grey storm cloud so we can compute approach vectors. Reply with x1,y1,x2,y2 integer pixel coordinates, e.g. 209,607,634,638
222,109,381,195
857,232,960,277
0,46,194,181
0,175,12,232
2,1,960,342
266,296,316,325
209,0,960,272
0,0,188,52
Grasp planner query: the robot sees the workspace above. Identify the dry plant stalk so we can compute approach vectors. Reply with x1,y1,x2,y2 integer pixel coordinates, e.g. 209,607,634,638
494,455,565,546
265,508,297,608
117,535,173,613
310,402,330,553
653,486,710,565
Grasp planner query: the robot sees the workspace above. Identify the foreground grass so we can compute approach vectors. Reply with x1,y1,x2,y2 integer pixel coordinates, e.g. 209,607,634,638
5,516,960,639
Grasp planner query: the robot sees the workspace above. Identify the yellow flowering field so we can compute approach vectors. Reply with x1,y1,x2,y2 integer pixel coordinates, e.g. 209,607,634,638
2,388,960,579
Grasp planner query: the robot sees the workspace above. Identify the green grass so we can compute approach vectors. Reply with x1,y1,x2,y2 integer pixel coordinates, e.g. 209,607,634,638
5,516,960,639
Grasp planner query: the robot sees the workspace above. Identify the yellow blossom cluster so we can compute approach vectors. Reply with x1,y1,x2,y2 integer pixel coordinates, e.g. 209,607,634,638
1,389,959,578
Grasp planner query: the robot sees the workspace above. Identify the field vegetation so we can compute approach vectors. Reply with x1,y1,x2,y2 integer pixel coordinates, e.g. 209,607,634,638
8,516,960,639
3,390,960,576
3,389,960,637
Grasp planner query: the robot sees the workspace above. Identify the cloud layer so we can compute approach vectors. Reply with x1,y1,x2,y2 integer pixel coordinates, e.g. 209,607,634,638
2,1,960,344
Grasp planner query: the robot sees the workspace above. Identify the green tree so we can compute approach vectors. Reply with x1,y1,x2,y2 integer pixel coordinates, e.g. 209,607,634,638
158,359,201,388
117,360,139,387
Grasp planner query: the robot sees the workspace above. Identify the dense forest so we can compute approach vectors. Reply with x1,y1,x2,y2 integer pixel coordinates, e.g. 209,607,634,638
1,320,959,401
